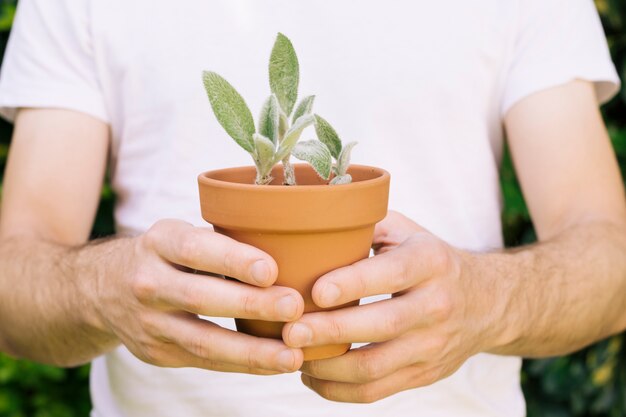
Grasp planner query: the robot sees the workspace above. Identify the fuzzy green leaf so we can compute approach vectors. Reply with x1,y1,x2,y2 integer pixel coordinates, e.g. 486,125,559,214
258,94,280,144
292,95,316,124
336,141,358,176
253,133,277,176
278,111,289,142
253,139,276,186
292,140,332,180
314,114,342,160
275,113,315,161
269,33,299,116
202,71,255,153
330,174,352,185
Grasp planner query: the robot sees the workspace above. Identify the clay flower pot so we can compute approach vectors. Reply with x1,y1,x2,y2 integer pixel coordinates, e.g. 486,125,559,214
198,163,390,360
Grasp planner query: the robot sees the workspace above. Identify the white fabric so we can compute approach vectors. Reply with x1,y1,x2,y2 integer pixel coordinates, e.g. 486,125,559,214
0,0,619,416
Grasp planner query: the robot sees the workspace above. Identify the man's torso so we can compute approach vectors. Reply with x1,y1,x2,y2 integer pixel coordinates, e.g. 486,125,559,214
89,1,523,416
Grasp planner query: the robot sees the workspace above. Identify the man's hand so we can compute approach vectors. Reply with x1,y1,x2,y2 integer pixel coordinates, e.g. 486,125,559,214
0,109,306,372
282,211,491,402
282,81,626,403
95,219,305,375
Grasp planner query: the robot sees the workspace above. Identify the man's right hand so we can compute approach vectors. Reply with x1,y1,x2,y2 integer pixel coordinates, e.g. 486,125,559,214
95,219,305,375
0,109,303,373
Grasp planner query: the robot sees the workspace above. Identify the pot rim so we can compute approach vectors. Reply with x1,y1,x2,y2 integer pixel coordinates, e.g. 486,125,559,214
198,163,390,232
198,163,390,192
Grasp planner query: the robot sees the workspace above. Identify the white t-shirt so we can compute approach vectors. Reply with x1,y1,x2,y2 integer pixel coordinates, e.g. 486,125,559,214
0,1,619,416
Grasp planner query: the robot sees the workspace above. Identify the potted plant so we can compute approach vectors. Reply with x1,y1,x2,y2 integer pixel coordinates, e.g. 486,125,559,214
198,33,390,361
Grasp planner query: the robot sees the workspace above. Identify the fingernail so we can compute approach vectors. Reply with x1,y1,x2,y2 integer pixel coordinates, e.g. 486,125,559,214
276,295,298,320
278,350,296,372
289,323,313,347
250,260,270,285
320,283,341,306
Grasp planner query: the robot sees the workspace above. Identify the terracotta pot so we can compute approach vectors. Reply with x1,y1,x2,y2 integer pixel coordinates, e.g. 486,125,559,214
197,163,390,360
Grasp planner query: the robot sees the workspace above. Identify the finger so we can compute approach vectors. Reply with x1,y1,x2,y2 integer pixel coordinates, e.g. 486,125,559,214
372,211,425,252
284,292,436,347
299,331,437,383
163,315,304,373
312,234,449,307
145,219,278,286
371,211,399,252
151,269,304,322
301,363,441,403
146,342,281,375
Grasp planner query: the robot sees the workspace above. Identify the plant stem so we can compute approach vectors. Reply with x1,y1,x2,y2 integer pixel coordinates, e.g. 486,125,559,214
255,173,273,185
282,158,296,185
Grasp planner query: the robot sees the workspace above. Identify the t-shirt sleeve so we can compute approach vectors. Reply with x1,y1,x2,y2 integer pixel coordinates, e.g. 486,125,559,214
501,0,620,115
0,0,108,123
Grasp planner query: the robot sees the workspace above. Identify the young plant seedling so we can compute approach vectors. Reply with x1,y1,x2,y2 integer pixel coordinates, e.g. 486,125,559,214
310,115,358,185
202,33,357,185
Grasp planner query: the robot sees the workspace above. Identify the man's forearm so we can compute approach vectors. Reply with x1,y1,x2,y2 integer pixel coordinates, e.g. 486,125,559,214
478,219,626,357
0,236,121,366
0,220,307,375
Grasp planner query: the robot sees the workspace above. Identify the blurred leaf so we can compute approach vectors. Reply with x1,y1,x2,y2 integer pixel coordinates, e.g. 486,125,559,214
0,3,15,32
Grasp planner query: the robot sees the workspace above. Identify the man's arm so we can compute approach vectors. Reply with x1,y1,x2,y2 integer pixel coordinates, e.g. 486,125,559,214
283,80,626,402
0,109,305,373
0,108,113,362
489,79,626,354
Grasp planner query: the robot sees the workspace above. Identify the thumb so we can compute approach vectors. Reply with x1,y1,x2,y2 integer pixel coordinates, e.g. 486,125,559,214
373,211,427,253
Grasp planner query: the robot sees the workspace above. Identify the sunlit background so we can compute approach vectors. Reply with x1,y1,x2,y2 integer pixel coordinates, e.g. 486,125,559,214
0,1,624,416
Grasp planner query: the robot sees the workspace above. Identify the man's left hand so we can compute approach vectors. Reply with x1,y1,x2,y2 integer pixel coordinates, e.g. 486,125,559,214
282,211,497,403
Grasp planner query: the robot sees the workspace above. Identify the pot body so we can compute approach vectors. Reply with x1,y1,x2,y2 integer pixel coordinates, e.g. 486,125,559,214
198,164,390,360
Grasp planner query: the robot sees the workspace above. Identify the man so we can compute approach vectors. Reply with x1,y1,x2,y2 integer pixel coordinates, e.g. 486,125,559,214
0,0,625,416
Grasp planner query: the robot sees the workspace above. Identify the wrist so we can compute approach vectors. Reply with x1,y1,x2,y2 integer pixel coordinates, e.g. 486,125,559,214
71,237,128,338
459,249,526,354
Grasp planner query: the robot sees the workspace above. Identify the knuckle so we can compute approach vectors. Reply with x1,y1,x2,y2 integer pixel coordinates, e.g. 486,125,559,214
140,343,165,366
381,310,407,337
178,233,199,265
415,367,441,387
136,311,160,336
352,265,370,294
355,385,382,404
302,358,322,377
193,357,216,371
428,290,453,322
142,223,162,249
239,292,260,317
429,240,452,274
244,345,266,369
327,318,347,342
315,381,337,402
355,351,386,382
180,282,203,313
144,219,180,249
131,269,157,303
422,336,446,359
388,259,410,291
187,329,213,359
221,247,242,279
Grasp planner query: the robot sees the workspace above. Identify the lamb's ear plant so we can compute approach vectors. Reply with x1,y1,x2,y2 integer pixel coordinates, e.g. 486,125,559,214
202,33,356,185
311,114,357,185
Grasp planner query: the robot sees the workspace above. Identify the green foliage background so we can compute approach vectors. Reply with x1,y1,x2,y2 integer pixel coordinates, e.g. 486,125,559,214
0,1,625,416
